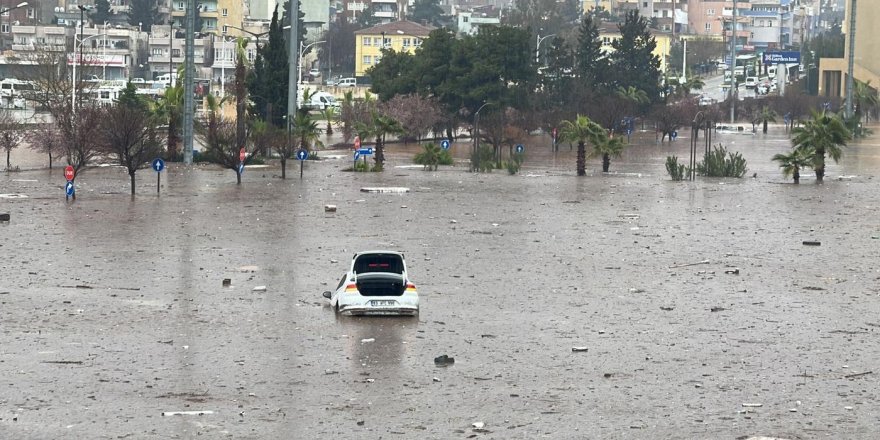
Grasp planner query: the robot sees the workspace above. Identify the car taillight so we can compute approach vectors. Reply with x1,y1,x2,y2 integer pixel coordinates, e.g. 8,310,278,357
405,282,416,291
344,283,359,294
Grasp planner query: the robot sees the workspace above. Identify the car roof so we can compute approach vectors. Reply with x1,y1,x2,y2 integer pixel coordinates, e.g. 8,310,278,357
353,250,403,258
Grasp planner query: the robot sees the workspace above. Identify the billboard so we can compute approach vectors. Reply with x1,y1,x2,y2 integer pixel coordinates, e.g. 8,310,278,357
763,51,801,64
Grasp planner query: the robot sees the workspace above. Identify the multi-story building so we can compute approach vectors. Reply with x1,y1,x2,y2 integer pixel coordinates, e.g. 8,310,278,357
818,0,879,98
687,0,729,36
614,0,687,33
0,0,40,50
598,21,674,72
456,6,500,36
169,0,244,36
147,24,210,80
354,20,433,77
743,0,781,50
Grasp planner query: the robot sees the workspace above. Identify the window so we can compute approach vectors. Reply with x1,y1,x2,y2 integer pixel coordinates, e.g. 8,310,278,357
0,24,7,33
383,37,390,47
152,48,163,55
363,55,371,65
172,48,180,57
222,25,228,33
707,8,714,15
222,8,228,16
177,2,184,9
36,36,45,44
759,20,765,27
705,23,712,32
402,38,410,47
27,8,34,18
1,9,8,17
100,91,111,99
414,38,421,46
643,1,647,7
363,36,370,46
372,37,381,46
462,16,468,23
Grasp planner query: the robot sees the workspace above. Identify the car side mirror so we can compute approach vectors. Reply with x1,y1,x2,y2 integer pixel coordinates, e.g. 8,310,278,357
322,291,332,299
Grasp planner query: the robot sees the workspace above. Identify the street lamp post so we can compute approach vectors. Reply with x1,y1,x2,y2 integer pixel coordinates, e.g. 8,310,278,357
536,33,555,64
1,1,27,51
472,101,493,170
72,5,93,114
298,40,325,88
220,31,227,96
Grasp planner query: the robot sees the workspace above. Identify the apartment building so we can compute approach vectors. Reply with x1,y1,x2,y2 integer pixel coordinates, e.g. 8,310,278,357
819,0,879,98
354,20,433,77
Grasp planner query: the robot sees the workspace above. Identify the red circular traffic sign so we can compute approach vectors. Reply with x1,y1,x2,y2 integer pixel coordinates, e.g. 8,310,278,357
239,148,246,162
64,165,75,181
354,136,361,150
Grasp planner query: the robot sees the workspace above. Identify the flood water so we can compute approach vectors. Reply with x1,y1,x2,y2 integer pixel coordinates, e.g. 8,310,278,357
2,122,880,439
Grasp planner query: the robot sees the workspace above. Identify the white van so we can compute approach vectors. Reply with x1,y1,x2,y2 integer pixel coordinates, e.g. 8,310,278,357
768,66,777,79
337,77,356,87
308,91,340,110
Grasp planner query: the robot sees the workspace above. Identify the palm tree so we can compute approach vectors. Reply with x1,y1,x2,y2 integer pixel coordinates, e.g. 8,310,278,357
681,76,705,96
853,80,878,128
357,113,401,169
289,112,323,178
559,114,604,176
772,148,813,184
153,82,184,160
588,131,627,172
753,106,778,134
791,110,852,183
616,86,649,106
320,106,337,135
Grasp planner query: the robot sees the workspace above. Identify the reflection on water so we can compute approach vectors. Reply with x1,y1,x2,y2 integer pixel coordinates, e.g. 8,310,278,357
336,316,419,371
381,123,880,178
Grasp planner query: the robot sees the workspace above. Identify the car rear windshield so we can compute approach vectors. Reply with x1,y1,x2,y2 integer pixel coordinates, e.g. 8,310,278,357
354,254,403,274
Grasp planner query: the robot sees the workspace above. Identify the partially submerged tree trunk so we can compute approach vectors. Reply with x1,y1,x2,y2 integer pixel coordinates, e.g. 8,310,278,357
281,157,287,179
602,153,610,172
793,169,800,184
129,171,136,195
576,141,586,176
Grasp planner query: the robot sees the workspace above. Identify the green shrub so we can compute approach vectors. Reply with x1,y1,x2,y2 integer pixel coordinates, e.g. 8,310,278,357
308,151,320,160
665,156,687,181
697,144,747,177
414,143,441,170
470,145,495,173
506,152,524,175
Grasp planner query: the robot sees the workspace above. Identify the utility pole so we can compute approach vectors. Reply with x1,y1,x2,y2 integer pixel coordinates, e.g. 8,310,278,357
844,0,856,118
182,0,195,164
288,0,299,117
729,0,737,124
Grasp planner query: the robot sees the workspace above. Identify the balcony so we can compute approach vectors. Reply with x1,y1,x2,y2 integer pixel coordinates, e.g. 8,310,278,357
11,25,35,34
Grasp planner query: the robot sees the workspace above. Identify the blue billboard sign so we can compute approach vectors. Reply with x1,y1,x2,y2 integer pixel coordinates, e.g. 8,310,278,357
763,51,801,65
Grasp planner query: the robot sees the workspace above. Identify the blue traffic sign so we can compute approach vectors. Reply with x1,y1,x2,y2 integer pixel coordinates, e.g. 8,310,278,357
515,144,524,154
353,151,360,161
238,162,244,174
356,147,373,155
65,181,74,197
296,149,309,161
151,158,165,172
440,139,450,150
763,51,801,65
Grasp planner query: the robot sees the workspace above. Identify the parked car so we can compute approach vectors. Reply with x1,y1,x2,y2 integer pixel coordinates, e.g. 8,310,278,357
322,250,419,316
744,77,758,89
309,67,320,78
336,77,357,87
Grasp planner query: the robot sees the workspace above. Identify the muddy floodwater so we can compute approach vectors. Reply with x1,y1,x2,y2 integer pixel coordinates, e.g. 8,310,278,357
2,125,880,439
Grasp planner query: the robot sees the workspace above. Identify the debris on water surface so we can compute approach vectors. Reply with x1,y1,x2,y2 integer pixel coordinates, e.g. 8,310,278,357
434,355,455,366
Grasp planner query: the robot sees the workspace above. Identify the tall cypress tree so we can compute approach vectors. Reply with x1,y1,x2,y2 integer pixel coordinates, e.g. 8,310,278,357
610,11,661,102
247,6,288,127
575,14,608,90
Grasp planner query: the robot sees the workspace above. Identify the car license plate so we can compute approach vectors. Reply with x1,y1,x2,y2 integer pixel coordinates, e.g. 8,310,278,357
371,300,396,306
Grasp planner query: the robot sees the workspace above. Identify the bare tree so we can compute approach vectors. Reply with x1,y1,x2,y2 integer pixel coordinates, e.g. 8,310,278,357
18,49,102,178
25,124,64,169
650,100,697,142
379,94,444,143
97,103,163,195
197,95,252,184
0,109,25,170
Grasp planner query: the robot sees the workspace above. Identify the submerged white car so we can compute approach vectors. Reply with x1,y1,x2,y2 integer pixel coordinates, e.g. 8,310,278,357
323,251,419,316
